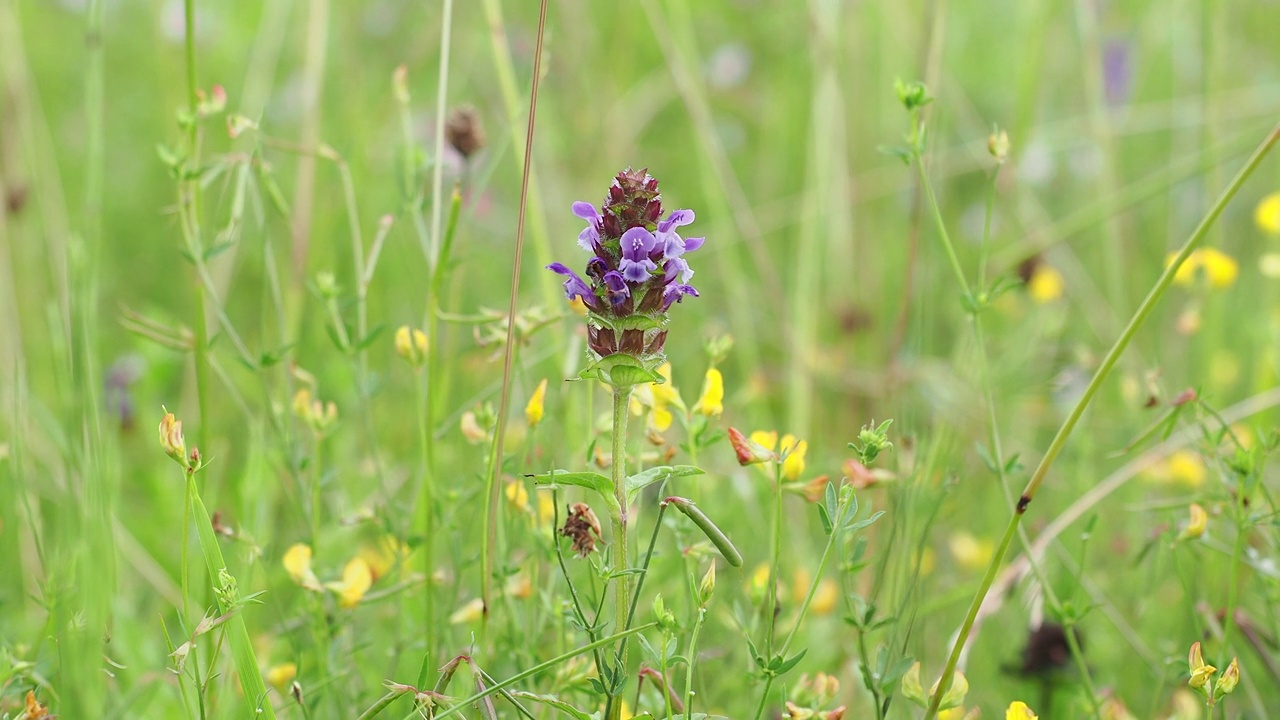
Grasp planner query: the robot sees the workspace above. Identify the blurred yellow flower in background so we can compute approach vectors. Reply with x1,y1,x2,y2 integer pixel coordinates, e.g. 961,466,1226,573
949,532,994,572
266,662,297,690
450,597,485,624
327,557,374,608
1027,264,1065,303
1168,248,1238,289
780,435,808,481
1255,191,1280,234
283,543,321,591
359,535,410,580
506,479,529,512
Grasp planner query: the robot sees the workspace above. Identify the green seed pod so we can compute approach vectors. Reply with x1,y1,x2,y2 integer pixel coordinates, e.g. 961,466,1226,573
664,497,743,567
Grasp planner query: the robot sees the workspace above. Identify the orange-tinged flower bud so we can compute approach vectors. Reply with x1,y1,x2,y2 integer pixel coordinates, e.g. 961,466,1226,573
1214,657,1239,698
159,411,187,466
729,427,776,466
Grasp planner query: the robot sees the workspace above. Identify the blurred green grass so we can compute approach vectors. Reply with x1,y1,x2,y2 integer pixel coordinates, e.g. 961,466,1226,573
2,0,1280,717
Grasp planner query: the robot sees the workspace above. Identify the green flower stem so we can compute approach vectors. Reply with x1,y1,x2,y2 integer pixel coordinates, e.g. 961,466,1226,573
414,623,659,720
414,369,436,645
924,121,1280,720
608,385,633,720
683,607,706,720
751,463,786,720
184,472,276,719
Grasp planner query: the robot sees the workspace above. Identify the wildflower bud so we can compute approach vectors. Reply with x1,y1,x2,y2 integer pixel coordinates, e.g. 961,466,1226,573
1214,657,1239,698
851,419,893,466
694,368,724,417
1187,641,1216,690
525,378,548,427
460,411,488,444
392,65,410,104
988,127,1010,164
449,598,485,624
784,702,815,720
159,411,189,469
729,427,775,466
894,79,932,111
933,670,969,711
900,662,927,707
188,447,202,471
788,475,830,503
822,708,846,720
445,106,486,160
652,594,676,630
314,272,339,298
291,681,304,705
1178,503,1208,541
226,113,257,138
697,560,716,606
394,325,428,367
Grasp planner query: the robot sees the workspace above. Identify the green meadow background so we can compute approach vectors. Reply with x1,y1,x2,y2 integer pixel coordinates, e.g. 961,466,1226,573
2,0,1280,717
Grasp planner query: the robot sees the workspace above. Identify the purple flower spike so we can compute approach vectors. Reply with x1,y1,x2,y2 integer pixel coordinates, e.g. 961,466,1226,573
619,227,658,282
603,271,630,308
662,282,699,310
573,201,602,251
548,262,598,310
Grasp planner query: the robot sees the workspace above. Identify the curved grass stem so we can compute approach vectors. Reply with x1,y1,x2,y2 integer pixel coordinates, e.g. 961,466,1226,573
923,121,1280,719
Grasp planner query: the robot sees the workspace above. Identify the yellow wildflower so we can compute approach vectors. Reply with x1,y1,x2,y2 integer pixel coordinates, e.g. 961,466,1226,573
450,597,485,624
1166,450,1207,486
506,479,530,512
694,368,725,417
394,325,428,366
505,571,533,600
24,691,50,719
327,557,373,608
1255,191,1280,234
811,579,838,615
1027,264,1065,303
359,536,410,580
1006,701,1038,720
780,434,807,481
1178,503,1208,541
283,543,321,591
525,378,548,427
1188,641,1215,690
568,295,588,316
266,662,298,690
915,547,936,577
949,532,995,572
1167,248,1239,289
751,430,779,452
537,492,556,527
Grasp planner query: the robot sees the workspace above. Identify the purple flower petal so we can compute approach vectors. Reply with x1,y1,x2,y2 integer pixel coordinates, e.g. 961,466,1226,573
619,227,659,282
682,236,705,253
664,258,694,284
662,282,699,310
547,262,597,310
603,271,630,308
573,202,603,251
572,201,601,221
657,209,694,233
